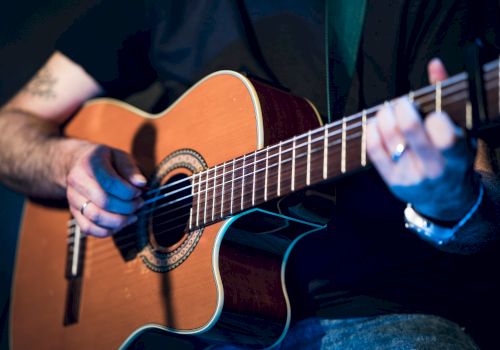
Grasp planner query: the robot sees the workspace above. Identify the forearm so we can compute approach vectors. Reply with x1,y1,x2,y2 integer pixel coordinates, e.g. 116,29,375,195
0,108,87,199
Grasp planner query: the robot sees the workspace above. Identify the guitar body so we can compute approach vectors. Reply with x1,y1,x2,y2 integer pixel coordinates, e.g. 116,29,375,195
10,71,322,349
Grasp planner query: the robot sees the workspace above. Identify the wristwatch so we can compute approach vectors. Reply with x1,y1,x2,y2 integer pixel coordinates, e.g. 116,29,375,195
404,183,484,245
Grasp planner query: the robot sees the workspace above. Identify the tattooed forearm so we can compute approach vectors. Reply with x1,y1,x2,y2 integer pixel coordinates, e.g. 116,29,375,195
22,67,57,99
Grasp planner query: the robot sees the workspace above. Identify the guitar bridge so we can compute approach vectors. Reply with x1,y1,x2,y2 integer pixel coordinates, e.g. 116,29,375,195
63,220,86,325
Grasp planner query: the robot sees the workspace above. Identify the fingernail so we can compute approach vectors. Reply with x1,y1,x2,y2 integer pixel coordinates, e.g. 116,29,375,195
132,174,147,187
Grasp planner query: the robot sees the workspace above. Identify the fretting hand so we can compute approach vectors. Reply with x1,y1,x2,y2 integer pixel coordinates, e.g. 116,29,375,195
366,59,478,222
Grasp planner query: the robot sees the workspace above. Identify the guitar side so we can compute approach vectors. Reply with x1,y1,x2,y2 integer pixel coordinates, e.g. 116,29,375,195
10,71,321,349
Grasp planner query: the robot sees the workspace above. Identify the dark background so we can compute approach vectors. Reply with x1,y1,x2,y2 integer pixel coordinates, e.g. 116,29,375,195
0,1,100,348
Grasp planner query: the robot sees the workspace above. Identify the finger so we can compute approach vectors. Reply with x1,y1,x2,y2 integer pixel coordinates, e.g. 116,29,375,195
425,111,473,171
112,149,147,189
424,111,462,151
70,206,113,238
375,102,407,159
366,118,396,182
87,146,142,200
369,104,425,186
67,187,137,230
427,58,449,84
393,98,444,178
67,170,143,215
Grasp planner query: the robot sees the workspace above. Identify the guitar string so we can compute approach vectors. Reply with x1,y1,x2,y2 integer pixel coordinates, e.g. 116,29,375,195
70,84,459,252
69,127,353,250
140,78,470,206
83,88,477,263
70,68,500,263
140,70,470,200
67,74,475,243
69,75,472,236
81,139,349,253
70,84,474,256
81,143,356,264
68,77,473,243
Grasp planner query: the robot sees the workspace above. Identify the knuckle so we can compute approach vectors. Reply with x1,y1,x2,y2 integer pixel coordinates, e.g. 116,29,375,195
115,215,129,228
88,224,110,238
399,117,420,136
92,190,109,209
66,173,76,187
78,221,91,235
87,209,100,224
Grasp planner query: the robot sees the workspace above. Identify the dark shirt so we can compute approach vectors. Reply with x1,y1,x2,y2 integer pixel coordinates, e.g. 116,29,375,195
57,0,500,346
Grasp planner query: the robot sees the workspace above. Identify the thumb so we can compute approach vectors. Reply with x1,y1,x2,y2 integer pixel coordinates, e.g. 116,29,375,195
427,58,449,84
112,149,147,189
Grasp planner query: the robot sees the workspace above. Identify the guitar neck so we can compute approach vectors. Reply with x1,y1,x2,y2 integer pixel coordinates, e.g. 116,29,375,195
189,58,500,230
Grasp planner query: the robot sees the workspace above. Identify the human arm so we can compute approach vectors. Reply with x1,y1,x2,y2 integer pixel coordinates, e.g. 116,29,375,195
0,51,146,237
367,59,500,254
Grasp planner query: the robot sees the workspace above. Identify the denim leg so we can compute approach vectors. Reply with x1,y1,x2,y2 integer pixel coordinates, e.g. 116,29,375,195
279,314,479,350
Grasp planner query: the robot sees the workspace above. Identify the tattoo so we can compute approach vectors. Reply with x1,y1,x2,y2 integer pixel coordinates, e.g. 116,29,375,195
23,67,57,99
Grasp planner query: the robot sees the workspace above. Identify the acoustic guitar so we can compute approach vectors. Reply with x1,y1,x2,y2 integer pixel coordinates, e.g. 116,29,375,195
9,60,500,349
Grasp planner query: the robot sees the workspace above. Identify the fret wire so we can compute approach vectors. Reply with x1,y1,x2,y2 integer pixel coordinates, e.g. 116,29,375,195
466,101,473,130
196,173,201,227
212,165,217,221
252,152,256,206
323,126,328,179
414,81,467,108
230,158,235,214
306,130,311,186
341,118,346,174
220,162,225,218
189,174,195,229
241,154,246,211
264,148,269,201
277,141,282,196
291,137,296,192
361,110,367,167
420,91,469,115
203,170,208,224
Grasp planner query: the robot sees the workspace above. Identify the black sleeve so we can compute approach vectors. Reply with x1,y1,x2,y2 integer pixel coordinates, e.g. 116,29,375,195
403,0,500,92
56,0,157,98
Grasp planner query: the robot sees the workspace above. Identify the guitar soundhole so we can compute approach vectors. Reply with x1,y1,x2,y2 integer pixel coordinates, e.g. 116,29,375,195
151,173,192,248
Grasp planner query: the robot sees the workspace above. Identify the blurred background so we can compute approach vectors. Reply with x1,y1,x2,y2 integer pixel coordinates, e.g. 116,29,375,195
0,1,100,348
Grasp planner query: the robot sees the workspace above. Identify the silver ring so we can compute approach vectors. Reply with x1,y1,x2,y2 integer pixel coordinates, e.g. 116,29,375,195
391,143,407,162
80,200,91,216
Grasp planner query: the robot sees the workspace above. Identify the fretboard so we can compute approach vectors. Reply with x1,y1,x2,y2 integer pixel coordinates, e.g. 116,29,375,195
188,58,500,231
